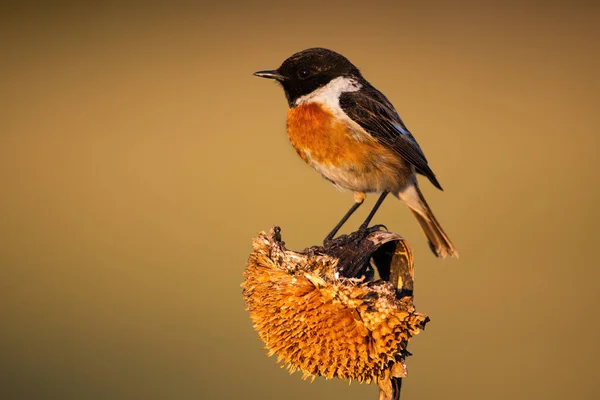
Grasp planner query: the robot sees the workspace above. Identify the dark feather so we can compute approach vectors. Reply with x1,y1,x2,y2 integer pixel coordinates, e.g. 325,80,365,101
339,85,443,190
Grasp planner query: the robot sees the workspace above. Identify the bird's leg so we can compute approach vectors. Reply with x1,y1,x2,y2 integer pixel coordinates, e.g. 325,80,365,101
357,191,390,236
323,192,365,245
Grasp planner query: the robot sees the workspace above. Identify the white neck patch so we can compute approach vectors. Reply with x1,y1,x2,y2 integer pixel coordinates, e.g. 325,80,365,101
293,76,370,142
294,76,362,107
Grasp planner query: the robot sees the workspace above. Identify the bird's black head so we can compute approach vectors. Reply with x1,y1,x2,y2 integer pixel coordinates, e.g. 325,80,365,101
254,48,362,107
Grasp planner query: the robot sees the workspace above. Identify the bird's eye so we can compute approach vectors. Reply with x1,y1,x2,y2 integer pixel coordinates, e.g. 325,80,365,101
297,68,311,79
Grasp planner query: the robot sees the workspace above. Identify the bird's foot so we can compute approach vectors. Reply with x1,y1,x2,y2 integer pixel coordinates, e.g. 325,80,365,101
355,224,388,247
322,224,388,251
323,235,336,251
323,232,356,251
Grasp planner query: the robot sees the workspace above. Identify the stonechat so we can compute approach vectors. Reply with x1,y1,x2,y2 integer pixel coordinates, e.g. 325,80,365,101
254,48,457,258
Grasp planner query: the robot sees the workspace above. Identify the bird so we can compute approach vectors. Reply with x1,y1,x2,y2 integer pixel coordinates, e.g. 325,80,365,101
254,48,457,258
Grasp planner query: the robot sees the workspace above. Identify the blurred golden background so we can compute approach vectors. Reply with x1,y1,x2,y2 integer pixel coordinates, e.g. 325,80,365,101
1,2,599,399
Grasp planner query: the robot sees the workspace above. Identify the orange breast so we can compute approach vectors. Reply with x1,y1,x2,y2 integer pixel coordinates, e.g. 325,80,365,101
286,103,408,193
286,103,384,167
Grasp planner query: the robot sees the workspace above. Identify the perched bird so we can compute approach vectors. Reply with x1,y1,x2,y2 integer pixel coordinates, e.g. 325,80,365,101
254,48,458,258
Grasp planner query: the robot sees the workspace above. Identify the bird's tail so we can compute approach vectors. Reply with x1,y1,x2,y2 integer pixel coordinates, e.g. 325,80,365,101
398,183,458,258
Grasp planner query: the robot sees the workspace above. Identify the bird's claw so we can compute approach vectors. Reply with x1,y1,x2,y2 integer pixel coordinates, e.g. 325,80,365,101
357,223,387,238
368,224,388,233
353,224,388,248
323,236,335,251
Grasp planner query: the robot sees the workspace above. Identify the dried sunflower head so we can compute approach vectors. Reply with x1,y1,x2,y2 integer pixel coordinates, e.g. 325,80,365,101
241,227,429,400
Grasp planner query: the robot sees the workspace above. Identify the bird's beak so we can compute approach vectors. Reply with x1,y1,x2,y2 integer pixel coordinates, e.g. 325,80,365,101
253,70,286,81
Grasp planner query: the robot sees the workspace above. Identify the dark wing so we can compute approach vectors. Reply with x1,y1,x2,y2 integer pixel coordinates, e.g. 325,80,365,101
339,85,443,190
